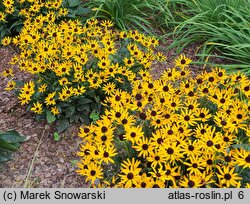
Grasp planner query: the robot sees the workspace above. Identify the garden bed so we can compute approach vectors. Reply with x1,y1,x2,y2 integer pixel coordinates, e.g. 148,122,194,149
0,47,85,187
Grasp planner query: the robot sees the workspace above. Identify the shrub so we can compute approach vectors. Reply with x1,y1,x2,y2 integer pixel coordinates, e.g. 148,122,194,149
3,13,164,132
77,56,250,188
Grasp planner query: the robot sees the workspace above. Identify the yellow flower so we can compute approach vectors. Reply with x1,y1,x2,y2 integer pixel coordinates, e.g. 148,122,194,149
96,145,118,164
5,80,16,91
45,92,56,106
51,106,59,115
0,12,6,22
1,36,12,45
233,149,250,169
217,166,242,188
80,163,103,185
3,0,14,8
102,82,116,95
30,102,43,114
179,173,203,188
38,84,47,93
2,68,14,77
119,158,142,188
175,54,192,68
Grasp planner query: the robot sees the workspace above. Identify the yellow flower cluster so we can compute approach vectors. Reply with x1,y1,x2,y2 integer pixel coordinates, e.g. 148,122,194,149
0,0,67,45
77,59,250,188
1,0,249,189
5,9,162,117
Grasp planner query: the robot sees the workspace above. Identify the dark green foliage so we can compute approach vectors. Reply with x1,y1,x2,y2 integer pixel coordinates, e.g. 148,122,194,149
167,0,250,75
0,130,25,163
85,0,173,34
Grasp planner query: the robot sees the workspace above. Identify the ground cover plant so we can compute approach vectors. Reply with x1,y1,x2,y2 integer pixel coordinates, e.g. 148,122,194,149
77,58,250,188
167,0,250,75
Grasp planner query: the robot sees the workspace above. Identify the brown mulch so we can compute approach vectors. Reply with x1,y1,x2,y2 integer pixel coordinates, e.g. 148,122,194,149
0,47,85,188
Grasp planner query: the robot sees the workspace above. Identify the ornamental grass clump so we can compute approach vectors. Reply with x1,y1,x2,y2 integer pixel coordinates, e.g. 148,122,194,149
3,11,163,130
167,0,250,75
77,56,250,188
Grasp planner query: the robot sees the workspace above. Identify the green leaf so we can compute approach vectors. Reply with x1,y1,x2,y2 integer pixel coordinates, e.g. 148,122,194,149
69,114,80,123
57,119,70,133
0,138,18,151
68,0,80,7
90,103,100,112
57,102,70,108
90,110,99,122
0,27,8,39
0,152,12,163
76,104,90,112
53,132,60,142
65,106,75,118
77,97,93,105
80,115,90,125
9,20,23,31
0,130,25,143
75,7,90,15
46,111,56,124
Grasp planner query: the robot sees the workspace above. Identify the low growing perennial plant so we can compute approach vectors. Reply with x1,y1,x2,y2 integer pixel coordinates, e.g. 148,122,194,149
77,59,250,188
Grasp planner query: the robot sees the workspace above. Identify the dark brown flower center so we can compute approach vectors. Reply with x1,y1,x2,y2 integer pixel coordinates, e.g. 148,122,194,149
245,155,250,163
90,170,96,176
224,174,231,180
101,126,108,133
155,156,160,161
224,156,232,162
188,180,195,187
142,144,148,150
206,140,213,147
167,148,174,155
188,145,194,151
104,152,109,157
127,173,134,180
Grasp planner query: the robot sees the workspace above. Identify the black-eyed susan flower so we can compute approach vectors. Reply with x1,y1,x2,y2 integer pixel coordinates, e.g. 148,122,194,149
30,102,43,114
0,12,6,22
102,82,116,95
132,137,153,158
124,125,144,145
2,68,14,77
5,80,16,91
179,109,198,127
97,145,117,164
175,54,192,68
233,149,250,169
183,155,205,176
51,106,59,116
179,173,203,188
1,36,12,45
45,92,56,106
216,166,242,187
38,84,47,93
135,173,154,188
83,163,104,185
119,158,141,188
